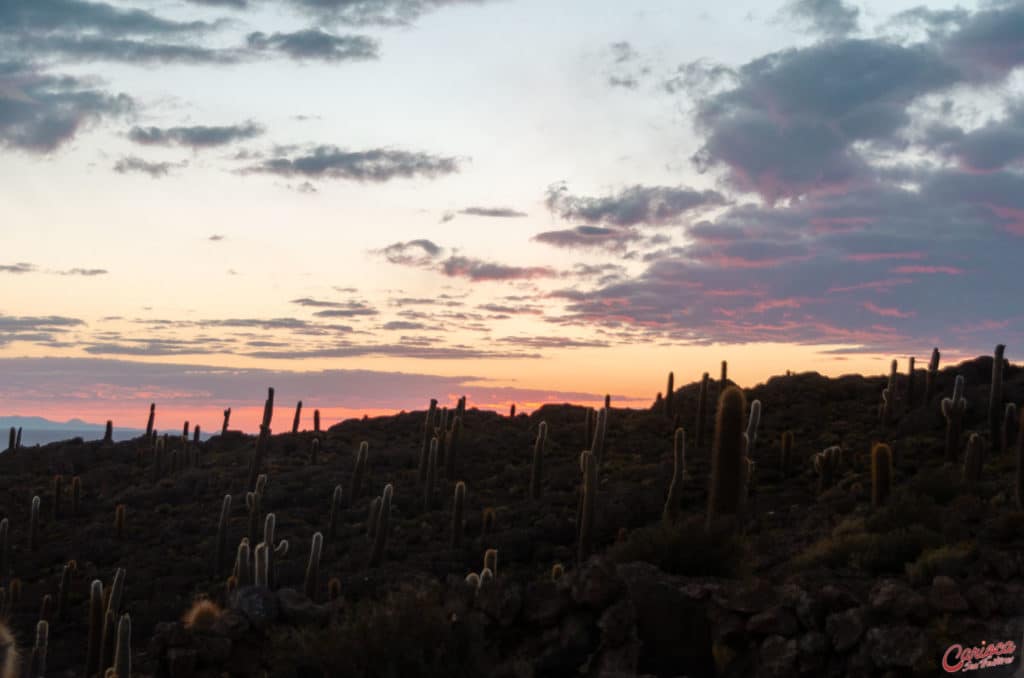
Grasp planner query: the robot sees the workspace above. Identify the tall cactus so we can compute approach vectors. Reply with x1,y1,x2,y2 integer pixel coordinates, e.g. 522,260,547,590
530,421,547,500
1016,410,1024,510
314,409,321,433
57,560,76,621
254,543,269,588
29,619,47,678
262,513,287,590
235,540,252,588
351,442,368,503
418,399,438,486
112,613,130,678
366,497,381,539
906,357,916,411
0,519,7,577
584,408,594,450
880,359,897,426
706,386,745,531
114,504,125,539
53,474,63,521
6,427,13,453
780,431,794,475
964,433,983,491
925,347,940,404
577,450,597,563
13,428,19,450
746,400,761,456
214,495,231,577
222,408,231,436
445,415,463,478
292,400,302,434
662,428,686,524
665,371,675,418
310,438,319,465
695,372,709,448
370,484,393,566
871,443,893,508
720,360,728,385
423,438,438,512
483,548,498,577
328,485,343,539
103,420,113,445
304,532,323,601
451,481,466,548
591,404,608,466
1002,403,1018,456
989,344,1006,453
145,403,155,438
941,375,968,464
29,495,40,551
85,579,104,678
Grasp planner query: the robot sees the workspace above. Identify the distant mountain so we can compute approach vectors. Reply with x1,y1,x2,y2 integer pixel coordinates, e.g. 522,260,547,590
0,415,133,432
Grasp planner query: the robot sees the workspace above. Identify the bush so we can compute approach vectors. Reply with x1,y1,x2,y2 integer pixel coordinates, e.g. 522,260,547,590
906,542,976,585
794,525,943,576
608,517,749,578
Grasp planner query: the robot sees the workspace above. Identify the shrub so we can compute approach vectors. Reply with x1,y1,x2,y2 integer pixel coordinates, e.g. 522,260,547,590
906,542,976,586
608,517,748,578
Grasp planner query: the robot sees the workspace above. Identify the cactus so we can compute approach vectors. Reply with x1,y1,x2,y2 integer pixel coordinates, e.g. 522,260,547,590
584,407,594,450
1,620,19,678
310,438,319,465
925,347,940,403
85,579,104,678
350,442,368,504
423,437,439,511
665,371,675,417
367,497,381,539
39,593,52,623
28,620,47,678
465,572,481,589
328,485,343,539
215,495,231,577
235,540,252,588
247,430,268,492
451,481,466,548
695,372,709,448
103,420,113,445
880,359,898,426
780,431,794,475
706,386,746,531
591,405,608,466
418,399,438,486
445,415,463,478
906,357,916,411
304,532,323,601
222,407,231,436
262,513,287,590
963,433,984,492
370,484,393,566
145,403,155,438
292,400,302,433
29,495,40,551
314,409,321,433
183,421,189,440
114,504,125,539
530,421,547,500
510,403,516,417
483,548,498,577
989,344,1006,453
479,568,494,587
720,360,728,385
941,375,968,464
814,446,841,493
193,424,200,447
71,475,81,518
578,450,597,562
0,518,7,577
57,560,76,621
551,563,564,581
254,543,269,588
1002,403,1018,456
481,507,495,537
662,428,686,524
871,443,893,508
112,613,130,678
52,474,63,521
5,427,12,453
245,480,265,547
746,399,761,456
328,577,341,601
1016,410,1024,509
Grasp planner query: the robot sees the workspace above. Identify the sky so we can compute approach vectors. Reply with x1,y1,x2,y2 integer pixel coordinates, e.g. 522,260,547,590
1,0,1022,432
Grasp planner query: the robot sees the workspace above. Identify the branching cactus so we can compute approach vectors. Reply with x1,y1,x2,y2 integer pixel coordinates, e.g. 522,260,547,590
989,344,1006,452
451,481,466,548
304,532,323,601
292,400,302,434
696,372,710,449
963,433,983,492
906,357,916,411
780,431,794,475
665,371,675,418
370,484,393,566
746,400,761,456
423,438,439,512
706,387,746,532
350,442,368,503
145,403,155,438
215,495,232,578
530,422,547,500
262,513,287,589
85,579,104,678
328,485,343,539
871,443,893,508
112,613,130,678
28,619,47,678
941,375,968,464
814,446,841,494
662,428,686,524
29,495,40,551
577,450,597,562
1003,403,1018,456
222,408,231,436
925,347,940,403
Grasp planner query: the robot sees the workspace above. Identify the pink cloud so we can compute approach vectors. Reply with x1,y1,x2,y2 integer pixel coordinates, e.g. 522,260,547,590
890,265,964,275
862,302,915,318
826,278,914,294
842,251,925,262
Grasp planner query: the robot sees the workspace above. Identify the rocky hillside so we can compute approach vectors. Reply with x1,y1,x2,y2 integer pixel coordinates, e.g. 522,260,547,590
0,350,1022,677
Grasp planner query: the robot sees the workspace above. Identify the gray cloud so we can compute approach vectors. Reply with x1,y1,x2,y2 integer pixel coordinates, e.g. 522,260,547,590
440,256,557,281
10,35,240,64
241,145,460,181
923,102,1024,172
57,268,108,276
0,315,84,331
247,29,379,61
245,343,541,360
786,0,860,37
458,206,527,218
0,61,133,153
0,262,36,274
281,0,493,26
129,122,264,148
113,155,186,177
0,0,212,37
545,182,727,226
376,239,444,266
532,225,642,251
381,320,426,330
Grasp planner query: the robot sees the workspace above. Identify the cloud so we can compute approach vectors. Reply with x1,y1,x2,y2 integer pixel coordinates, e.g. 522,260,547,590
545,182,727,226
532,225,642,251
244,343,541,360
0,61,133,153
10,35,241,64
381,320,426,330
609,41,638,64
57,268,108,276
113,155,186,177
923,103,1024,173
0,262,36,274
0,315,84,331
241,145,460,182
247,29,379,62
458,206,528,218
209,234,225,241
786,0,860,37
0,0,212,37
440,256,557,281
376,239,444,266
280,0,494,26
128,122,264,149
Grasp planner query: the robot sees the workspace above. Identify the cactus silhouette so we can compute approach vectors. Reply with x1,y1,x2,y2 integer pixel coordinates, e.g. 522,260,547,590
145,403,155,438
964,433,984,492
871,443,893,508
254,543,269,588
328,485,343,538
695,372,710,449
451,481,466,548
706,386,746,531
662,428,686,524
941,375,968,464
424,438,439,511
578,450,597,562
989,344,1006,453
28,619,47,678
304,532,323,601
906,356,916,411
665,371,675,418
351,442,369,503
925,347,940,403
292,400,302,433
222,407,231,435
112,613,130,678
370,484,393,566
530,422,547,500
85,579,104,678
29,495,40,551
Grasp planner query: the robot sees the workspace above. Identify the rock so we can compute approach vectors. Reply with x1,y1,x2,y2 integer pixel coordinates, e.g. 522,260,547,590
593,639,641,676
818,585,860,613
980,548,1017,581
747,606,798,637
476,579,523,626
864,625,927,668
868,580,928,623
797,631,826,674
194,635,232,663
149,621,191,656
965,583,996,618
781,585,821,631
825,606,866,652
758,635,798,678
277,588,331,626
929,576,968,612
572,557,623,609
522,579,570,627
230,586,280,630
210,609,250,639
598,597,636,648
167,647,198,678
721,578,778,613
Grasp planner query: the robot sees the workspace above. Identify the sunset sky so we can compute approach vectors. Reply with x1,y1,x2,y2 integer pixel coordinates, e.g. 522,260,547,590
2,0,1022,432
